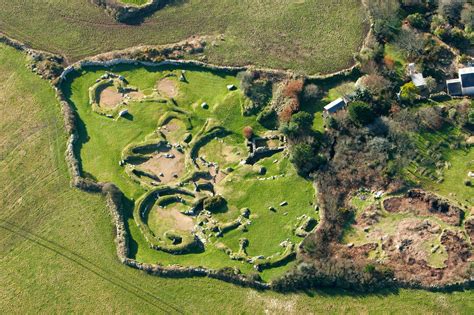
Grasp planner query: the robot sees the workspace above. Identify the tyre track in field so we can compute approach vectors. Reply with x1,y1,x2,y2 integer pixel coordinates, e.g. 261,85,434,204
0,220,185,314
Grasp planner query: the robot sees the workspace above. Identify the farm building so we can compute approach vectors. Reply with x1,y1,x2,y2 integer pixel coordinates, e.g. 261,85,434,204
446,67,474,96
323,97,347,114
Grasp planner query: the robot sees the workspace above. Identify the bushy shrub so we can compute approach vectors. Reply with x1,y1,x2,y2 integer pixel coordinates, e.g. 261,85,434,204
468,108,474,126
239,71,272,115
242,126,253,139
257,107,278,129
348,101,375,126
399,82,419,104
290,143,325,176
280,111,314,138
407,13,428,30
302,83,323,100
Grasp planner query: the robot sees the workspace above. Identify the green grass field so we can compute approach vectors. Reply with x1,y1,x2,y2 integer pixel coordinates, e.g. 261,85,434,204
0,0,367,74
1,38,474,315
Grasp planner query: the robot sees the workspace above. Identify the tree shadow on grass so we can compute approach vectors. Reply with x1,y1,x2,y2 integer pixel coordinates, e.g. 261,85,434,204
59,71,91,179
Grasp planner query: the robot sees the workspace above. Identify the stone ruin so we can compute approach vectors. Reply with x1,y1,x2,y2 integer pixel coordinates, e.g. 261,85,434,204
244,133,286,165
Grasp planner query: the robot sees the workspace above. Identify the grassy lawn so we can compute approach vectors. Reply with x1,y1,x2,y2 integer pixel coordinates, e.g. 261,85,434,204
427,148,474,208
0,0,367,74
1,41,473,314
384,43,407,77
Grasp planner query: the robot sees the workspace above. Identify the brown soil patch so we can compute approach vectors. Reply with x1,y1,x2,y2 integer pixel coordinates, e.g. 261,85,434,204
209,165,228,184
157,78,179,98
383,189,462,226
100,86,123,108
161,119,185,144
127,91,144,100
140,148,185,184
156,207,194,232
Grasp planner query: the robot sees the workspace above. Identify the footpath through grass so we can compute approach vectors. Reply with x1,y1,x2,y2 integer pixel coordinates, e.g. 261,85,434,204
1,42,473,315
0,0,367,74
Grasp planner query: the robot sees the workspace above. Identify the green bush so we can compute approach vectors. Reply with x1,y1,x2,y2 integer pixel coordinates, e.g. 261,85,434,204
348,101,374,126
407,13,428,30
280,111,313,138
399,82,419,104
239,71,272,115
290,143,325,176
256,106,278,129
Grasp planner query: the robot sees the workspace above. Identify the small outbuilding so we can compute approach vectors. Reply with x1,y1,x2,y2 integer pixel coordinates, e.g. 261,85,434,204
446,66,474,96
459,67,474,95
446,79,463,96
323,97,347,114
408,63,426,88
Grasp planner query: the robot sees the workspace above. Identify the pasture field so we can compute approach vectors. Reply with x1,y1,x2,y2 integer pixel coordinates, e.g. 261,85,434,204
0,0,367,74
63,63,317,280
1,37,473,315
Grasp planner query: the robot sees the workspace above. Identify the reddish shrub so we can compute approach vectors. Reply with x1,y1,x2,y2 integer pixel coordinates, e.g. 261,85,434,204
383,56,395,70
283,80,304,99
278,106,294,123
242,126,254,139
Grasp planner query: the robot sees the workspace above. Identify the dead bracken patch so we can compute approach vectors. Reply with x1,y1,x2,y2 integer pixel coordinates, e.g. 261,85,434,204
383,189,463,226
